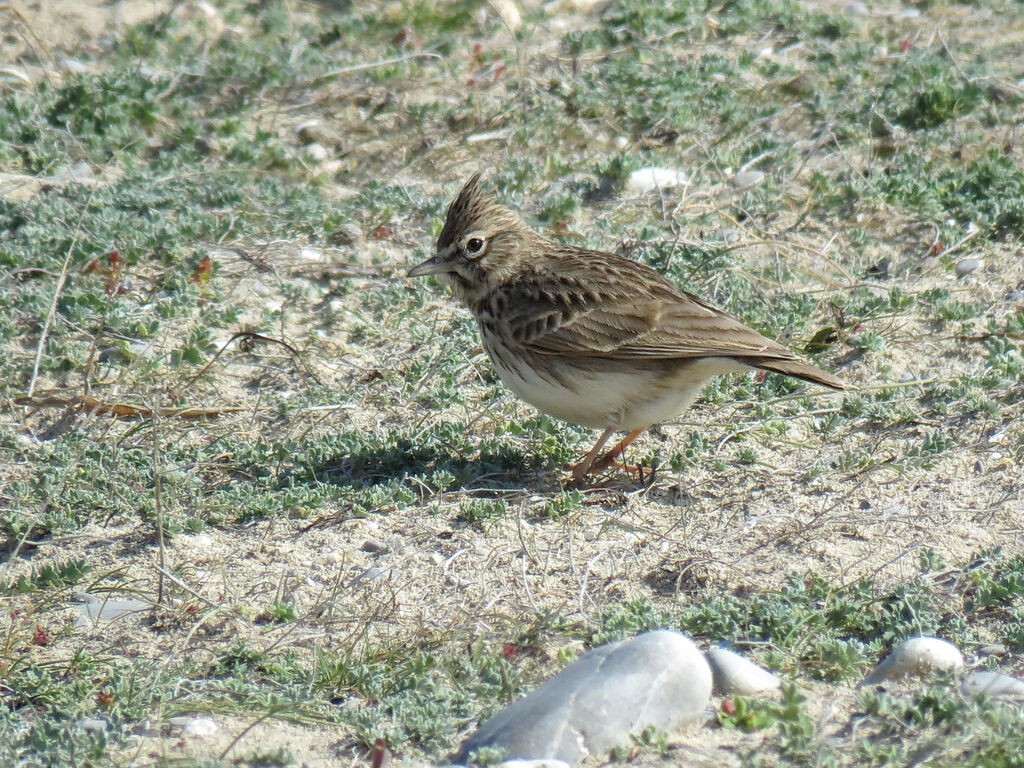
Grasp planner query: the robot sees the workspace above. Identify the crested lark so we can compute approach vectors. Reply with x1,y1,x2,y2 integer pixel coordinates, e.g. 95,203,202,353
409,174,846,484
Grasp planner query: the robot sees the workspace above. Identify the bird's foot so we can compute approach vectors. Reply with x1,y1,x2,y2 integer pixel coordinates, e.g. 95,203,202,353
607,459,656,486
562,458,655,488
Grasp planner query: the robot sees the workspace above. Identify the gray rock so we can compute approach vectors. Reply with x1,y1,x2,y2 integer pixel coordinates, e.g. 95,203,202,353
456,630,711,765
960,671,1024,700
955,258,983,278
861,636,964,686
706,647,781,695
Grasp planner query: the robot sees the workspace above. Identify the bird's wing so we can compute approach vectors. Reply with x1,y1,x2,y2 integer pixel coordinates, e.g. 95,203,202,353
502,259,794,361
499,255,846,390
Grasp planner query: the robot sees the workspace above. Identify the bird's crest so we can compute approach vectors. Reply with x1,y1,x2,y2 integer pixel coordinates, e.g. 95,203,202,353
437,173,518,249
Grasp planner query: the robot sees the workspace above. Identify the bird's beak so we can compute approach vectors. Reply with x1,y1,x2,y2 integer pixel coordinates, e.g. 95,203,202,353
408,244,455,278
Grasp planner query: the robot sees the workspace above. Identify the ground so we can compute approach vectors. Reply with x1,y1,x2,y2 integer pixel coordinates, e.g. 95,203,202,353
1,0,1023,766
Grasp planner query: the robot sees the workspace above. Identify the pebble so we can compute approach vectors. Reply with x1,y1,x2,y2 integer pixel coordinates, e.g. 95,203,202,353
731,170,765,190
75,592,150,624
467,130,512,144
361,539,389,553
189,0,226,35
60,58,91,74
706,647,781,696
976,643,1008,658
861,636,964,686
303,142,330,162
296,120,328,145
169,716,218,737
500,761,571,768
97,346,130,364
626,167,688,194
189,533,214,549
354,565,395,582
489,0,522,31
955,258,983,278
960,671,1024,700
456,630,711,765
78,718,109,732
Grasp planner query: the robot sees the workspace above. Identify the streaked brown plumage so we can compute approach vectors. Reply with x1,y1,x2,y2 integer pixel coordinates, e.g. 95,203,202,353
409,174,846,483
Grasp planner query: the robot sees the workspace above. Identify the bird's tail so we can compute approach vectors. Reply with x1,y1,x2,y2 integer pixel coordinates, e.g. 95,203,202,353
739,357,847,390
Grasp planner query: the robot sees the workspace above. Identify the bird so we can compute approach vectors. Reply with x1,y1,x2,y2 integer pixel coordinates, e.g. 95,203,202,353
408,174,846,484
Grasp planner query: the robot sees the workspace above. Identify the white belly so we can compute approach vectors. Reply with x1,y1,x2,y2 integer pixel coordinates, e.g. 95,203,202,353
483,335,748,430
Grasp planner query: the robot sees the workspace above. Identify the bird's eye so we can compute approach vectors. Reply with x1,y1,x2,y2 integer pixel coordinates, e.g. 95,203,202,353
466,237,484,254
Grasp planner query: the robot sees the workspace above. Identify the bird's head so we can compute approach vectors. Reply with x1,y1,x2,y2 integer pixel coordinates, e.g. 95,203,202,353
408,174,536,302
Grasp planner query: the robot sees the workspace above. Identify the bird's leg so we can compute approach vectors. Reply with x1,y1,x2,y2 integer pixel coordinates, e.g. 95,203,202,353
569,426,616,485
590,428,646,476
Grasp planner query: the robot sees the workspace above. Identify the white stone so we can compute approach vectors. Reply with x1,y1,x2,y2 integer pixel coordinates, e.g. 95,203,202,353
172,716,218,737
706,647,781,695
501,761,571,768
467,130,512,144
456,630,711,764
861,636,964,686
304,142,330,162
189,533,214,549
626,167,688,194
489,0,522,30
